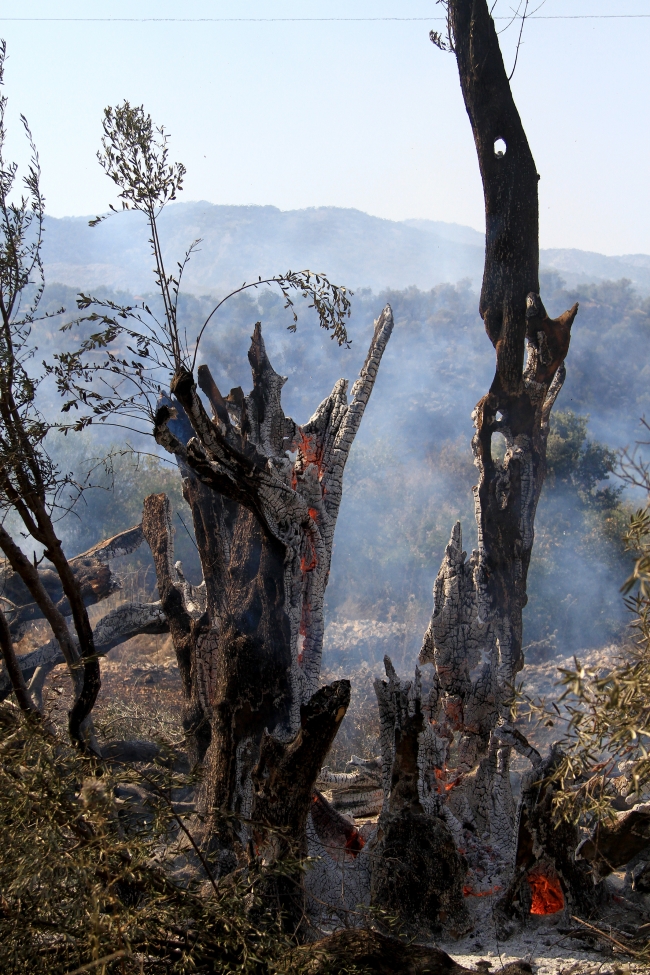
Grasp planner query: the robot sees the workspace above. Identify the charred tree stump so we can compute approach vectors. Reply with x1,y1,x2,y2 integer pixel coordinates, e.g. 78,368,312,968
494,747,602,932
370,657,472,937
143,308,393,855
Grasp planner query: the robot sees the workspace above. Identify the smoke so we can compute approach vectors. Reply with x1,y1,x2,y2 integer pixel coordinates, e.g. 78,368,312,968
32,272,646,664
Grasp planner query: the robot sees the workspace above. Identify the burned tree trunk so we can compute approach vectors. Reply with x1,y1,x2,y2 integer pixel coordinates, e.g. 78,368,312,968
371,658,471,936
494,746,601,931
371,0,581,925
143,308,393,851
420,0,577,847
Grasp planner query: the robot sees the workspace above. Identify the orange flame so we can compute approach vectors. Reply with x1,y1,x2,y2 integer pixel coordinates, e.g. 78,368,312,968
528,868,564,915
301,552,317,573
308,507,319,521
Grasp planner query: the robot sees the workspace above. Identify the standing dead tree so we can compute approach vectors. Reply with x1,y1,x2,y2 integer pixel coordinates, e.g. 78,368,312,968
144,308,393,850
373,0,580,921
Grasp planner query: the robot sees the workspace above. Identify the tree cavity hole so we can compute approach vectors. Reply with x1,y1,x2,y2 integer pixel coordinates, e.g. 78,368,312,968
492,432,507,463
494,138,507,157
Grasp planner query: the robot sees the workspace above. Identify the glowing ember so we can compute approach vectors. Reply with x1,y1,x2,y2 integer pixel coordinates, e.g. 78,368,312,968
300,531,318,572
345,830,365,856
311,791,365,859
444,697,464,730
527,868,564,915
308,507,319,521
463,885,501,897
296,431,325,478
434,766,462,794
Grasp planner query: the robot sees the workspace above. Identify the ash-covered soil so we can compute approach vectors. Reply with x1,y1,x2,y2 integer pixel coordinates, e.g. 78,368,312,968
14,616,646,972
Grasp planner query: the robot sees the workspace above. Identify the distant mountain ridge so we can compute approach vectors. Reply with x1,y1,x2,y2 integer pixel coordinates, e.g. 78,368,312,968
40,202,650,296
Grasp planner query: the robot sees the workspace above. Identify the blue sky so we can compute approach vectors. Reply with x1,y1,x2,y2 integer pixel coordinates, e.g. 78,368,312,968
0,0,648,255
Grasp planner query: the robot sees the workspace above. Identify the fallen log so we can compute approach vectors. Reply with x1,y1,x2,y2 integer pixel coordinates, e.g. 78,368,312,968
0,599,169,702
0,524,144,638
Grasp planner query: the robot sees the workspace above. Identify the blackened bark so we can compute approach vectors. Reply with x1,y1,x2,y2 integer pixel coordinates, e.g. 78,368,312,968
0,523,90,744
145,308,393,848
0,605,35,713
409,0,579,860
449,0,578,680
352,1,584,927
371,657,471,936
142,493,210,767
495,747,601,930
252,680,351,849
450,0,539,392
250,680,350,931
0,598,169,706
32,527,100,744
0,522,145,744
576,805,650,880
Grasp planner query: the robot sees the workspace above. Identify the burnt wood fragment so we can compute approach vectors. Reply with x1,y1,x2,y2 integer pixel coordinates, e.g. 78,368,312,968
289,929,533,975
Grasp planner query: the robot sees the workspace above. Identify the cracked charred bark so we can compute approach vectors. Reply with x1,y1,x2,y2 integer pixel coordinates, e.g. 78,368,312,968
372,0,581,921
142,307,393,851
371,657,471,936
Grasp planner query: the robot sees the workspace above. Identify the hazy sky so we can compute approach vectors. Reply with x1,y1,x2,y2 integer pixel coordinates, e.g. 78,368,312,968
0,0,648,255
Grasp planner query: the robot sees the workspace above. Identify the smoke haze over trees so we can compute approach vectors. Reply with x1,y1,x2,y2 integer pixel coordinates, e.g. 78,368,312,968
32,265,647,665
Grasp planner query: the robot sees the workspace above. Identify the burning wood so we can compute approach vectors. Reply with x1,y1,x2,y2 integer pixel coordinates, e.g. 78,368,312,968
527,867,565,915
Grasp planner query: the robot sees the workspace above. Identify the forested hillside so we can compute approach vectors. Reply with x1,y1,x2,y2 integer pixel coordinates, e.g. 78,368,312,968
40,202,650,295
